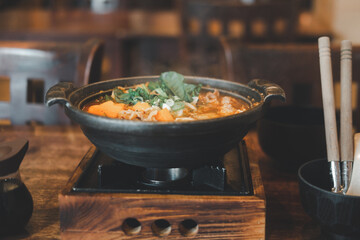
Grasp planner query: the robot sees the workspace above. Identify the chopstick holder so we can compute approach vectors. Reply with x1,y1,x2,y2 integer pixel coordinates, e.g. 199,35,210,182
318,36,342,193
340,40,353,193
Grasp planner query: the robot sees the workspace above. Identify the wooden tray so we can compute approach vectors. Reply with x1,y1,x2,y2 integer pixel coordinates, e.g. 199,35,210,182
59,142,266,239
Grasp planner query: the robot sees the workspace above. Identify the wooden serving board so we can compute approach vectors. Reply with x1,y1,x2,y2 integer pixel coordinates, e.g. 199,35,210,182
59,143,266,240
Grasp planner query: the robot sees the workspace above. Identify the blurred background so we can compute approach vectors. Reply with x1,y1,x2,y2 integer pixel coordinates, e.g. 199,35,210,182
0,0,360,127
0,0,349,78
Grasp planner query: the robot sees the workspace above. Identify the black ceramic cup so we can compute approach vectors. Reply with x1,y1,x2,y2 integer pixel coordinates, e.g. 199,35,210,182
257,105,329,171
298,158,360,240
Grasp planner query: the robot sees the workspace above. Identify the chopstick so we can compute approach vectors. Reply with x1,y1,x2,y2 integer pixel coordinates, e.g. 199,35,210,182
340,40,353,193
318,36,342,193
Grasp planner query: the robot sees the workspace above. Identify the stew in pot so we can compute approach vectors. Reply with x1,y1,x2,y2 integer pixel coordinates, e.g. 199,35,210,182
83,71,250,122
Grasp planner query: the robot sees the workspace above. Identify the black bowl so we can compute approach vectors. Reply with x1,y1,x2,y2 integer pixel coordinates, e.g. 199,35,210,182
298,158,360,240
257,105,328,170
46,76,285,169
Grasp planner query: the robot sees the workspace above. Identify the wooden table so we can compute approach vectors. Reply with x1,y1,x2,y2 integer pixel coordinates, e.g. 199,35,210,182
0,125,322,240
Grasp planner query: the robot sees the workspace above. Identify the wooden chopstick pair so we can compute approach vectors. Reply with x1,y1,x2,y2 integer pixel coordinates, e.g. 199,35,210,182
318,36,353,194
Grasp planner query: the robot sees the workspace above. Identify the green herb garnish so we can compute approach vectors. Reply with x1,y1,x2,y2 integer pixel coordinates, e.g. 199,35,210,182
112,71,202,111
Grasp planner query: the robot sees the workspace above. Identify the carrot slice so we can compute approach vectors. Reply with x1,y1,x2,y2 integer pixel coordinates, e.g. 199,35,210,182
155,108,175,122
87,105,104,116
132,102,151,111
87,101,125,118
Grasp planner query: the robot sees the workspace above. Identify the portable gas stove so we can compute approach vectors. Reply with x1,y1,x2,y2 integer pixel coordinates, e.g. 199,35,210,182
59,141,266,239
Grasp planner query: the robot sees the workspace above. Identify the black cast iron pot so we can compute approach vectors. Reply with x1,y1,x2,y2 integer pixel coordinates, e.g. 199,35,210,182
45,76,285,168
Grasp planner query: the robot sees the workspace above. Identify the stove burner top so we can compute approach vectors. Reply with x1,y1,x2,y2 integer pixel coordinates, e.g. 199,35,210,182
141,168,190,188
72,141,253,196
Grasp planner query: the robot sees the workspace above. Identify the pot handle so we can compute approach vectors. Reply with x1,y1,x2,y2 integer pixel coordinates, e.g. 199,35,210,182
248,79,286,103
45,82,74,107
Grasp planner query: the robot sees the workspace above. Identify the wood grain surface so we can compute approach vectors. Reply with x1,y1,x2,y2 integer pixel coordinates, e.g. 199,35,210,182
0,125,323,239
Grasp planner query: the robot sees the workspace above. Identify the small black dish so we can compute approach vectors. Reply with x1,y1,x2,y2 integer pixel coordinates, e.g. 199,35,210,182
257,105,329,171
298,158,360,240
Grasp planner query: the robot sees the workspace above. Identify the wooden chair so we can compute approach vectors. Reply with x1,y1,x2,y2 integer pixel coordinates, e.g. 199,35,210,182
0,38,104,125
